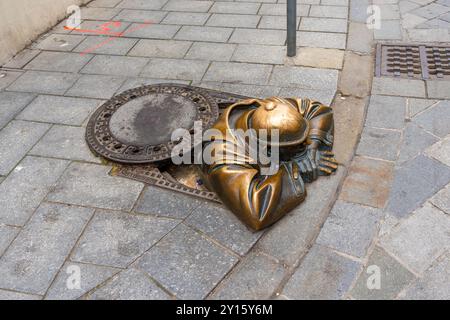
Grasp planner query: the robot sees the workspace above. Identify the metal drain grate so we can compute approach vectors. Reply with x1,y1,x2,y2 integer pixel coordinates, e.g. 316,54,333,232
376,44,450,80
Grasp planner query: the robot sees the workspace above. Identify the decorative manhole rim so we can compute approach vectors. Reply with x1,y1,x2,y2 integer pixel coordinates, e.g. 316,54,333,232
86,83,219,164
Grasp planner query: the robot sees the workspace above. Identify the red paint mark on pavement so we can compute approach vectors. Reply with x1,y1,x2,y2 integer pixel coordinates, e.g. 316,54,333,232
64,21,153,55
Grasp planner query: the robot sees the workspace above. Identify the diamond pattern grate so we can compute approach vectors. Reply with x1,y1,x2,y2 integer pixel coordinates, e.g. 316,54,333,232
376,44,450,80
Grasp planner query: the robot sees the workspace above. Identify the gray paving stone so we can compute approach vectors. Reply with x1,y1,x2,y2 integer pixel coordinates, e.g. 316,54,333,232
80,7,121,20
282,245,361,299
232,44,285,64
339,52,371,97
229,28,286,45
210,2,260,14
413,100,450,138
309,5,348,18
3,49,40,69
203,62,272,85
365,95,406,130
386,155,450,218
350,246,416,300
347,22,374,54
0,225,20,257
30,125,101,163
412,3,449,19
407,28,450,42
66,74,126,99
316,200,383,258
81,55,148,77
185,42,235,61
401,252,450,299
136,224,238,299
399,0,421,14
16,95,101,126
87,268,171,300
72,210,178,268
297,31,347,49
372,77,426,98
416,17,450,29
0,289,41,300
73,36,138,55
270,66,338,90
175,26,232,42
118,77,190,92
380,203,450,273
0,92,35,129
430,183,450,214
46,162,144,211
7,71,80,95
379,4,401,19
128,39,192,58
408,98,437,118
207,14,260,28
398,122,439,164
141,58,209,80
299,17,348,33
185,202,262,256
31,34,86,52
89,0,129,8
437,0,450,7
0,120,51,176
441,12,450,22
210,252,286,299
162,11,209,25
135,185,202,219
45,262,120,300
24,51,92,73
259,4,310,16
256,170,345,265
350,0,370,22
123,23,180,39
427,80,450,99
339,156,395,209
426,135,450,167
114,9,168,23
321,0,348,4
197,82,280,98
278,87,336,106
0,71,24,89
0,157,69,226
69,20,130,36
0,203,94,295
402,12,428,29
258,15,300,29
374,20,402,40
117,0,169,10
357,127,401,161
163,0,212,12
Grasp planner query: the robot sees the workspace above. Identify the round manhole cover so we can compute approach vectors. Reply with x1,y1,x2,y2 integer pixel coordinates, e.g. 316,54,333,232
86,84,219,164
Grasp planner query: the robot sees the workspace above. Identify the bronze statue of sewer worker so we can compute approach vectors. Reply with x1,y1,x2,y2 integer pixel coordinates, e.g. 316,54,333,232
201,97,337,231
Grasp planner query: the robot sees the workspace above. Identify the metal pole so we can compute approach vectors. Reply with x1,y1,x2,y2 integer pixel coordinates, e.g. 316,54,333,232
287,0,297,57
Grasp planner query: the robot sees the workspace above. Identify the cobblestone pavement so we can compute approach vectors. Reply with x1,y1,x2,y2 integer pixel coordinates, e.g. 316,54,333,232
0,0,448,300
281,0,450,300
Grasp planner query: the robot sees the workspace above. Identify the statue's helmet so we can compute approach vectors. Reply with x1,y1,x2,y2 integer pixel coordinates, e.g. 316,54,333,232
250,97,309,147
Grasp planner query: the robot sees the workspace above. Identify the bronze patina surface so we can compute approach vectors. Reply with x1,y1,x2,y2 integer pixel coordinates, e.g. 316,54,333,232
86,84,219,164
202,97,337,230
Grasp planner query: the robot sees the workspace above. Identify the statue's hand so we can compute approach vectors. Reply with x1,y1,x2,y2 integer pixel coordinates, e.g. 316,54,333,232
295,146,319,182
317,150,338,176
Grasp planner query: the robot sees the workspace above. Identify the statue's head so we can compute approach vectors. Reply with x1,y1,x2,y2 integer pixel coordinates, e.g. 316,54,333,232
250,97,309,148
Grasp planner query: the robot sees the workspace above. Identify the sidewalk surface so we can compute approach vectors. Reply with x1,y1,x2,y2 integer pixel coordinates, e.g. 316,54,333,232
0,0,449,300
